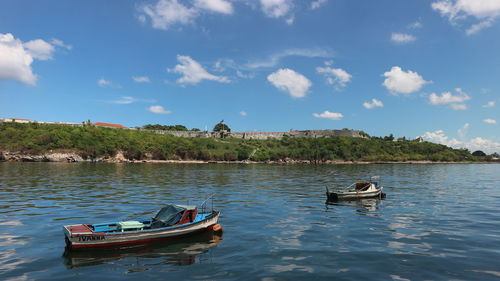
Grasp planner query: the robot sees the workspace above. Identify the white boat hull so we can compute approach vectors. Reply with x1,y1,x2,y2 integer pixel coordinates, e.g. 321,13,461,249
327,188,383,200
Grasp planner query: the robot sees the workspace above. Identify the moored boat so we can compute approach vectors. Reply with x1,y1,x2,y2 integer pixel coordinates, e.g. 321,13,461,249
63,230,223,268
63,203,221,250
326,176,386,201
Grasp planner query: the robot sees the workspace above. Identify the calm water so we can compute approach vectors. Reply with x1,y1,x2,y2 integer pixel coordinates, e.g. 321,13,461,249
1,163,499,280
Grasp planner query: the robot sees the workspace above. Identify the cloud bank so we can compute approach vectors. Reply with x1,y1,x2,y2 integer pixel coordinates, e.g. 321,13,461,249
421,129,500,154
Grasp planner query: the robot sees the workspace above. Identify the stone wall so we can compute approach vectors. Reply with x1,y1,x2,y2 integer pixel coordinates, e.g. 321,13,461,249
148,129,363,140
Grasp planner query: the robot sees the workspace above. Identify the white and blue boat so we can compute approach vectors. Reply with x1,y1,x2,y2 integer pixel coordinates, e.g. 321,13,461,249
326,176,386,201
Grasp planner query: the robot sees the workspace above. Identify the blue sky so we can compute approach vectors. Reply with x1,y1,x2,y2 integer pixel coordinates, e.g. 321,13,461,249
0,0,499,153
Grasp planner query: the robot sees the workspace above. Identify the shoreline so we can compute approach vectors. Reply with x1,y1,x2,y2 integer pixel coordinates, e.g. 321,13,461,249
0,151,496,165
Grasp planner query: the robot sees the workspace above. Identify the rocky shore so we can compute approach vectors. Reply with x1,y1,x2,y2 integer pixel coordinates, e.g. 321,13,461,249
0,150,492,164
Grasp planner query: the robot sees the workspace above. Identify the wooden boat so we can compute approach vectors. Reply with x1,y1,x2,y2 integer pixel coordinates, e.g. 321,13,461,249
63,204,221,250
326,176,386,201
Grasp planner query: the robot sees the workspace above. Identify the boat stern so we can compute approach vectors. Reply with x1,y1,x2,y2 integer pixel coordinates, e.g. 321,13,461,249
63,224,101,248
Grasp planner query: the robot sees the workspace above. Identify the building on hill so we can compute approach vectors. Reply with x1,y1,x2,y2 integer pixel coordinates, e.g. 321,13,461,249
0,118,32,123
93,122,127,129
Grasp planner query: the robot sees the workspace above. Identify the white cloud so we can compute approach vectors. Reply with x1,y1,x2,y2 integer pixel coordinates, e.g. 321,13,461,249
311,0,328,10
363,98,384,109
482,101,496,108
50,38,72,50
316,69,350,88
383,66,430,95
24,39,55,61
194,0,233,14
170,55,229,84
147,105,172,114
467,137,500,154
432,0,500,34
267,68,312,98
0,34,70,85
391,33,416,44
236,70,255,79
466,18,494,35
98,78,112,87
245,47,333,69
313,110,343,120
260,0,293,19
240,111,248,116
420,130,462,147
429,88,470,110
0,33,37,85
111,96,155,104
213,60,225,72
420,129,500,154
113,96,136,104
97,78,120,88
458,122,469,139
140,0,198,30
450,103,468,110
138,14,147,23
316,64,352,90
132,76,151,83
483,118,497,124
408,21,423,29
429,88,470,104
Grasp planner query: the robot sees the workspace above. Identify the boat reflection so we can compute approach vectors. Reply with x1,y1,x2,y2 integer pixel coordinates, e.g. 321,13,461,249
62,230,223,269
325,198,383,215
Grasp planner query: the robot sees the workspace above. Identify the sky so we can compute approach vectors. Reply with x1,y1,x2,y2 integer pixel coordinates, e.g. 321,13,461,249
0,0,499,153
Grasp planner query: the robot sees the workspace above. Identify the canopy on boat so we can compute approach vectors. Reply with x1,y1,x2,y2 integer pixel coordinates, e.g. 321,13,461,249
355,182,371,191
151,204,187,228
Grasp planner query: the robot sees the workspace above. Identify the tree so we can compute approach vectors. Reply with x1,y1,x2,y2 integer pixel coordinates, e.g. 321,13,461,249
472,150,486,157
383,134,394,141
143,124,188,131
213,122,231,132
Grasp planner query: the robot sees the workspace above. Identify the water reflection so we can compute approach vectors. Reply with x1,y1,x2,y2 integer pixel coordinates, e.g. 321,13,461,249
325,198,383,215
62,231,223,269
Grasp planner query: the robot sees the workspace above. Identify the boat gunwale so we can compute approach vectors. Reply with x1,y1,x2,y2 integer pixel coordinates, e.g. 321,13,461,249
330,187,383,196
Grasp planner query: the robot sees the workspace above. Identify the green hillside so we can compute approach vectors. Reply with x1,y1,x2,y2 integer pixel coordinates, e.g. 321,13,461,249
0,122,477,162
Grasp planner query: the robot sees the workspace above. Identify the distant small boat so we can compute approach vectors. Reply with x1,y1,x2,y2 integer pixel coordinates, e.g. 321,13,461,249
63,203,221,250
326,176,386,201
